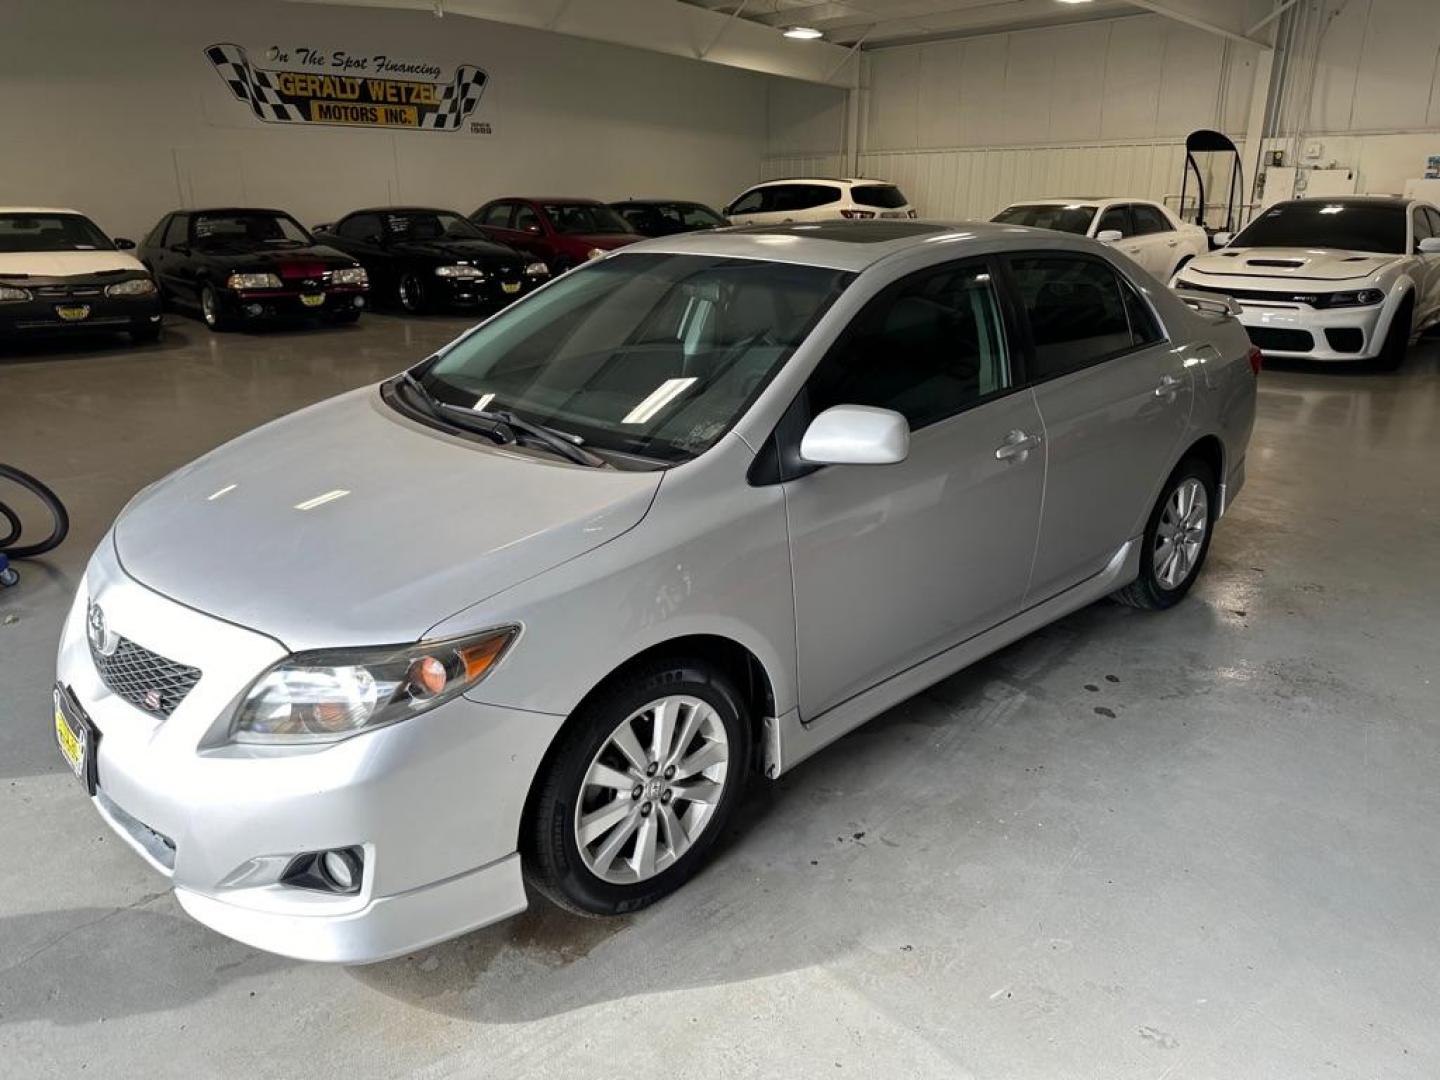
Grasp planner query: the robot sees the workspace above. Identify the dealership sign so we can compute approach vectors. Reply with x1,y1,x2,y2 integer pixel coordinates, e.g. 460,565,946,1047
205,43,487,131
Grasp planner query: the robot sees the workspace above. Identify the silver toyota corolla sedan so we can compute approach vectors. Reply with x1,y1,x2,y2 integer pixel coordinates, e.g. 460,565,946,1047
54,221,1257,963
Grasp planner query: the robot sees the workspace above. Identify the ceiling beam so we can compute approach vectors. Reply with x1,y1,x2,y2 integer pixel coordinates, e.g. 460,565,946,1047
1125,0,1270,47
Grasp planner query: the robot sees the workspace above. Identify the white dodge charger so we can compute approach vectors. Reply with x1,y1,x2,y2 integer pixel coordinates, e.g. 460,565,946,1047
992,198,1209,282
1171,196,1440,369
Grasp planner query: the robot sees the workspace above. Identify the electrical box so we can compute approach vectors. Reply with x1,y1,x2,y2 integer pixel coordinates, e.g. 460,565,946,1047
1262,166,1356,208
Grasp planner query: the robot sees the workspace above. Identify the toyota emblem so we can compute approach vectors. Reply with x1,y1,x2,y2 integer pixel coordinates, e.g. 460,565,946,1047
86,600,119,657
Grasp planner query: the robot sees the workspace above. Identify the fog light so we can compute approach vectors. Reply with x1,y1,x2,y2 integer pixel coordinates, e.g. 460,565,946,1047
244,303,263,317
353,296,365,308
321,848,361,892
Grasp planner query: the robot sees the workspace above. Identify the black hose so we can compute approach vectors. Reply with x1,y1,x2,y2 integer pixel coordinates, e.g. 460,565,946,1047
0,464,69,559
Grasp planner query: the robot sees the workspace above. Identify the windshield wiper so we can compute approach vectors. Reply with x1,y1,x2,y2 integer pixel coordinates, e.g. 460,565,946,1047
448,404,605,467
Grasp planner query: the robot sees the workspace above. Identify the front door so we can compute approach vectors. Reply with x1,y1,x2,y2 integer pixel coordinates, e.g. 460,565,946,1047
1006,252,1194,602
782,259,1046,721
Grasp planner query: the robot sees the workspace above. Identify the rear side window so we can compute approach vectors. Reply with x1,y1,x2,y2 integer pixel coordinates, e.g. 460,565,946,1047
1132,205,1174,235
1008,255,1159,380
851,184,908,209
809,260,1010,430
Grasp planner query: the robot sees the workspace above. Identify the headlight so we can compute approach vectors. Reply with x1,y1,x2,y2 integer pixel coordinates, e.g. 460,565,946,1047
1322,288,1384,308
0,284,31,302
586,248,606,261
226,272,282,290
524,261,550,278
434,264,484,279
331,266,368,286
105,277,157,298
230,627,517,744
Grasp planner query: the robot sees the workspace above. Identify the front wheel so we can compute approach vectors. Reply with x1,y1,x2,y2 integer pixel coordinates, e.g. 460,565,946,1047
200,285,230,332
1371,296,1412,372
1112,457,1217,610
525,658,751,916
396,272,428,313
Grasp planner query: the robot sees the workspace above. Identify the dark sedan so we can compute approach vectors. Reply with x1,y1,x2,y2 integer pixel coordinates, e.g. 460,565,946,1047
138,208,369,331
314,207,549,314
608,200,727,237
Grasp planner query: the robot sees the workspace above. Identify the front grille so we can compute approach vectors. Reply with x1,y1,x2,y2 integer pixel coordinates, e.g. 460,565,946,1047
33,284,104,299
1325,328,1365,353
1247,327,1314,353
91,635,201,718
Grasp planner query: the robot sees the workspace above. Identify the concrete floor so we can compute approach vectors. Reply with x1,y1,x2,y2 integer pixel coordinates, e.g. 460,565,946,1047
2,313,1438,1080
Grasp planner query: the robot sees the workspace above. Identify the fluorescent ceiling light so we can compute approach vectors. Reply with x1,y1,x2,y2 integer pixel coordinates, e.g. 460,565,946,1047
1055,0,1093,5
293,489,350,511
783,26,824,39
623,377,697,424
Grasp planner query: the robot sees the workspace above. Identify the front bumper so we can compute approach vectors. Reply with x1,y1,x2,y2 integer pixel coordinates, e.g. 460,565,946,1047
54,538,562,963
0,293,162,337
223,286,368,323
1175,280,1386,361
430,273,542,310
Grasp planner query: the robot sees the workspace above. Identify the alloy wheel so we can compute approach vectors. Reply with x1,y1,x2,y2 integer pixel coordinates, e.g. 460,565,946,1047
201,288,218,327
1154,477,1208,590
398,274,423,312
573,694,730,885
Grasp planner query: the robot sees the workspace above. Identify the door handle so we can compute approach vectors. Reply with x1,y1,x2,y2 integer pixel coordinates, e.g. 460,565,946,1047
1125,246,1142,255
995,430,1042,461
1167,239,1179,247
1154,374,1183,399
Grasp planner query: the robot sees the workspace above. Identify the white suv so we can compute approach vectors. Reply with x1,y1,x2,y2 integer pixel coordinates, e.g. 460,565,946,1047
724,178,916,226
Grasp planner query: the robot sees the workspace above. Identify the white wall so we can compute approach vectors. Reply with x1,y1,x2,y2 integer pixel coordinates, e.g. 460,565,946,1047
764,14,1261,220
1276,0,1440,195
0,0,777,241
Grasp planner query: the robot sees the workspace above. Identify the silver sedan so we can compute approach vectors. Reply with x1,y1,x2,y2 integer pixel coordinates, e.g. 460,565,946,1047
54,220,1257,962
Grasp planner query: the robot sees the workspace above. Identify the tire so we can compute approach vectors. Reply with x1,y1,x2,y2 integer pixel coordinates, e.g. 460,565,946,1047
525,657,752,917
397,272,427,314
200,285,231,332
1112,456,1217,611
1171,254,1194,280
1371,295,1412,372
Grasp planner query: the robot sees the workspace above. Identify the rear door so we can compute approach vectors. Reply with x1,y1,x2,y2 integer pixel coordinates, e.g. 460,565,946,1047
1132,203,1182,279
1006,252,1193,602
153,213,195,301
782,258,1046,720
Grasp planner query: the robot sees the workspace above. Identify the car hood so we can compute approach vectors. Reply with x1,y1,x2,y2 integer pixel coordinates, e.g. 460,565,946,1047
1186,247,1398,282
190,243,358,270
571,234,642,251
387,238,522,264
0,250,147,278
113,388,663,651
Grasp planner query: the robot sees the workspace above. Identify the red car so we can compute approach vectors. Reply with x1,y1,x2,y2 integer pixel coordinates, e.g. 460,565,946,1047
470,197,641,273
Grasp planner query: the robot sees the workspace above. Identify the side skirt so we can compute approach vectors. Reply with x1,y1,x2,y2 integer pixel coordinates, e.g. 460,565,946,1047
762,539,1141,778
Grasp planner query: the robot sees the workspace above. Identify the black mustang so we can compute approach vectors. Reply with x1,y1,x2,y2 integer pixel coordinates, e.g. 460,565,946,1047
313,207,550,314
608,199,727,237
138,208,369,331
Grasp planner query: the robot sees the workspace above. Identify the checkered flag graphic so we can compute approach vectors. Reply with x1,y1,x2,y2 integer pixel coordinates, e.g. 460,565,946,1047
419,64,488,130
205,43,305,123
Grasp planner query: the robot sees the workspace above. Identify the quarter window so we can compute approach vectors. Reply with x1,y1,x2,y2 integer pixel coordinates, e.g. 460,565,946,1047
809,261,1010,430
1132,204,1174,235
1009,255,1160,379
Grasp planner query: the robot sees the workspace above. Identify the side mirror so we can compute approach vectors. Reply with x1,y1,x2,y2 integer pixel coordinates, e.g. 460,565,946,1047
1418,237,1440,254
114,237,136,250
366,234,384,245
525,223,542,235
1096,229,1123,244
1213,231,1234,247
799,405,909,467
171,243,190,255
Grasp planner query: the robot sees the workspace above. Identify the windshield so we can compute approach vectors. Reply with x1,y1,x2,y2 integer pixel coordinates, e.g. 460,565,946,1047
543,203,634,236
193,212,312,248
1231,202,1407,254
418,253,853,463
992,204,1097,235
386,210,486,241
0,213,114,253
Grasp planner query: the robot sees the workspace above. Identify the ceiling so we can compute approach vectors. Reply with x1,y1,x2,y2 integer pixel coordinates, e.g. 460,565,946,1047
676,0,1143,47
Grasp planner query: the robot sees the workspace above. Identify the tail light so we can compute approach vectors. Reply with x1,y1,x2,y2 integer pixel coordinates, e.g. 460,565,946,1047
1248,345,1263,376
839,209,876,220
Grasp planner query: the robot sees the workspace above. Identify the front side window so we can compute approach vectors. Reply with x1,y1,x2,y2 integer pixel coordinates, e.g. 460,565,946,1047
992,204,1097,236
162,215,189,247
337,213,382,241
513,204,541,232
1009,255,1158,379
0,212,113,253
1426,207,1440,239
419,253,854,463
192,211,310,248
1232,201,1407,254
1096,206,1134,238
542,203,634,236
1411,208,1433,245
809,261,1010,430
1132,204,1174,235
479,202,513,228
729,190,765,215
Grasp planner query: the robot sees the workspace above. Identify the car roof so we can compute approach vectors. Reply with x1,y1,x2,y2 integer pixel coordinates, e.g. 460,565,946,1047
342,206,460,216
186,207,296,216
1003,197,1154,207
0,206,87,215
616,220,1046,272
744,177,894,188
497,197,606,205
1283,195,1411,207
611,199,712,206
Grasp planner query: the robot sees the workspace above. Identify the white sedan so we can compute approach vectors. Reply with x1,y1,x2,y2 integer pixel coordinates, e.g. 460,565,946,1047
993,198,1209,282
1171,196,1440,369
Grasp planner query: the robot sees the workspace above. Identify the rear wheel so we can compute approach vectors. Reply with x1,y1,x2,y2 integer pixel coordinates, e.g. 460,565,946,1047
1113,457,1217,610
1372,295,1412,372
525,658,751,916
